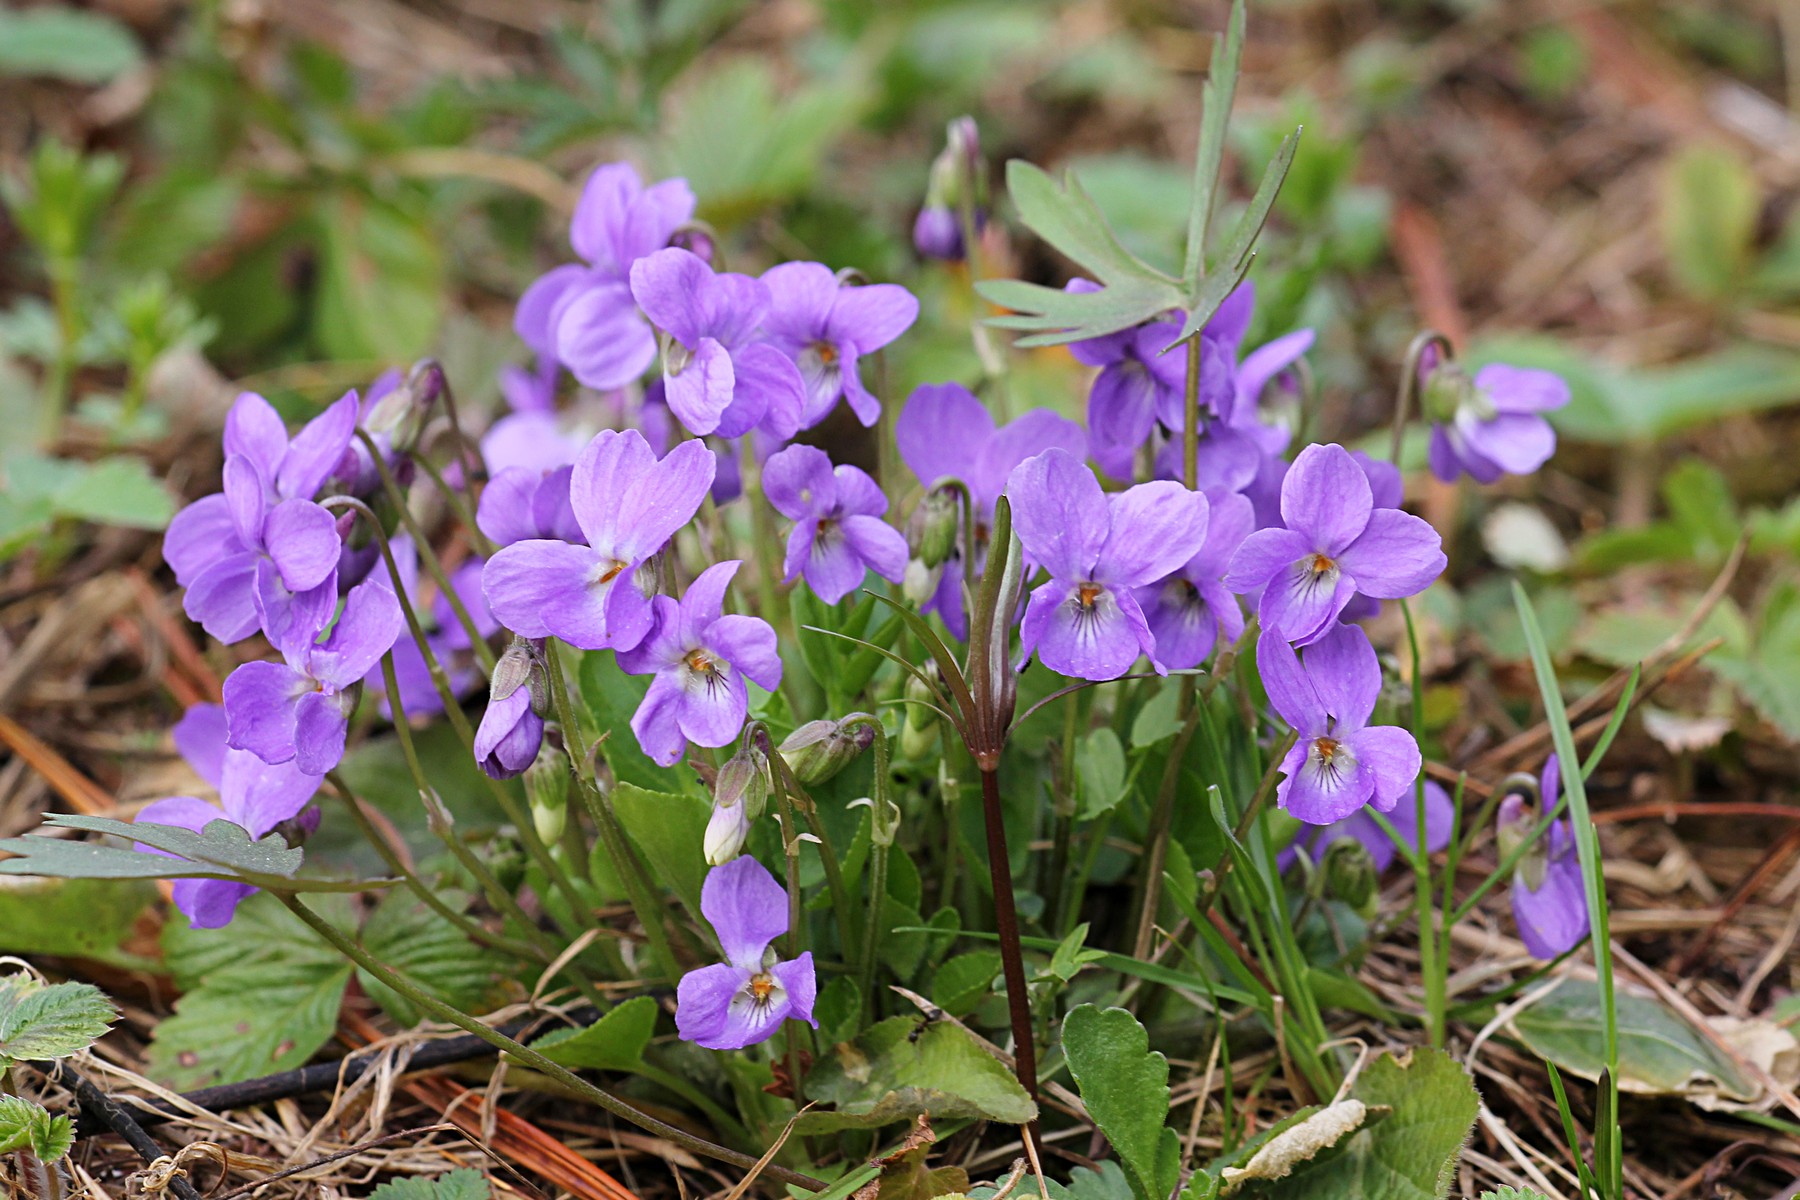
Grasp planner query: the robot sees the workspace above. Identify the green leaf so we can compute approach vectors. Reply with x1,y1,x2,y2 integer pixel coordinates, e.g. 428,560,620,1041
0,876,156,967
314,194,445,362
1131,684,1185,749
150,894,352,1089
530,995,657,1073
1061,1005,1172,1200
577,652,682,793
368,1168,491,1200
49,456,176,530
0,1095,74,1162
1505,978,1757,1102
1046,924,1107,983
1660,144,1759,302
1183,0,1245,285
0,8,142,84
658,59,865,223
1170,128,1299,348
610,783,710,923
1077,727,1128,818
930,951,1001,1018
356,891,504,1027
0,976,116,1068
800,1016,1036,1134
1227,1047,1478,1199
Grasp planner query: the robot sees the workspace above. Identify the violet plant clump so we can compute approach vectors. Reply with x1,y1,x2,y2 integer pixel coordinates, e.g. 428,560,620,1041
3,9,1626,1189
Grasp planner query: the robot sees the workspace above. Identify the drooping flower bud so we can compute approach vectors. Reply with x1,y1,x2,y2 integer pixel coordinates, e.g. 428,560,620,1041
914,116,986,261
1320,837,1378,918
475,639,546,780
779,718,875,786
705,746,771,865
526,745,570,845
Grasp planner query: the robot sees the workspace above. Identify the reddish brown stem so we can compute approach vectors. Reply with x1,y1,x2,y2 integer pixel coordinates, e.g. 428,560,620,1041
979,763,1038,1106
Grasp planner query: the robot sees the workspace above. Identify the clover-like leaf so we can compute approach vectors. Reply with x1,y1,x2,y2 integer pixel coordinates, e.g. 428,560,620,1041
0,1095,75,1162
0,975,116,1068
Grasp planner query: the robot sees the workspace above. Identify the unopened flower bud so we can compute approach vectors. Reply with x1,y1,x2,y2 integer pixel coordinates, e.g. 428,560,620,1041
1321,837,1379,918
476,640,545,780
526,747,570,845
912,486,960,568
899,674,940,758
903,557,941,606
1497,793,1550,891
1421,360,1487,425
915,117,986,261
705,745,772,864
779,718,875,786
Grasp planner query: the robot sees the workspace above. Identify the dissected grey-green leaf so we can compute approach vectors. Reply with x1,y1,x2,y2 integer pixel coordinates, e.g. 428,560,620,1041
0,976,116,1068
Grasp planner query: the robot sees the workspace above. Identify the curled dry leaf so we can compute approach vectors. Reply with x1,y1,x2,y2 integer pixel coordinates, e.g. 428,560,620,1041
1219,1100,1386,1193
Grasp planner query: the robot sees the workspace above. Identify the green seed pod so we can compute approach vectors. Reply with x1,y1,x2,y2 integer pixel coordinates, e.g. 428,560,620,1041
525,745,570,845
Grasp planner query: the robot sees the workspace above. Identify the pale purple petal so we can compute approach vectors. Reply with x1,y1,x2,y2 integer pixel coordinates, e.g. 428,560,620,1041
569,429,657,551
477,468,546,548
830,282,918,353
977,408,1086,509
701,854,789,969
1278,736,1375,825
759,261,838,344
1095,482,1209,588
662,337,736,435
219,749,322,834
831,464,887,518
164,494,242,587
1459,410,1557,475
629,247,723,345
800,525,871,604
553,280,657,391
1351,451,1404,511
1005,449,1109,581
515,264,589,358
222,455,268,548
1236,329,1315,410
616,176,696,270
842,515,908,584
1254,630,1327,736
138,795,226,838
293,691,350,775
1337,509,1445,600
781,523,815,587
309,576,403,689
763,445,837,522
1300,622,1382,732
1222,527,1311,593
253,560,336,660
616,595,684,677
679,560,740,638
484,541,611,647
708,614,782,692
280,392,357,501
1476,363,1570,414
184,553,261,644
1281,443,1372,555
1513,829,1589,959
1189,425,1264,494
1259,563,1356,646
675,669,749,749
897,383,990,489
172,878,256,929
1027,580,1152,681
223,660,308,765
837,345,881,427
630,670,688,766
172,704,229,789
1086,363,1159,476
610,438,716,563
1138,578,1219,672
223,393,287,481
482,411,583,477
602,575,657,655
1207,280,1255,350
1346,725,1422,813
772,952,817,1025
263,499,341,592
731,343,805,441
675,962,749,1048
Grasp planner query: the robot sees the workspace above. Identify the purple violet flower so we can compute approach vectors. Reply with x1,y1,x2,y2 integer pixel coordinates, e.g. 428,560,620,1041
1424,358,1570,485
1135,490,1254,671
895,383,1086,639
1065,286,1187,482
1286,779,1455,873
135,704,322,929
482,429,715,652
616,561,782,767
481,358,585,478
676,855,817,1050
1007,448,1210,681
1257,622,1422,825
1503,754,1591,959
164,392,354,643
363,539,495,720
628,247,806,440
759,263,919,429
763,445,908,605
515,163,695,391
222,573,404,775
1223,442,1446,646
